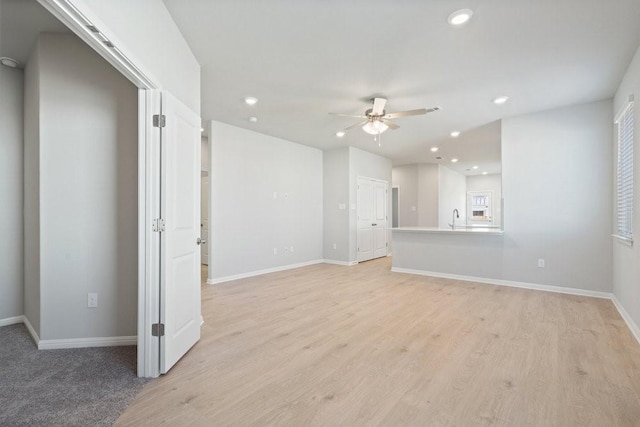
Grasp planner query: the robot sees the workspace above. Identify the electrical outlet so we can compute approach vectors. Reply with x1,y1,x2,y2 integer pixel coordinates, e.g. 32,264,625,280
273,248,278,255
284,247,289,253
538,259,545,268
333,243,337,250
87,293,98,308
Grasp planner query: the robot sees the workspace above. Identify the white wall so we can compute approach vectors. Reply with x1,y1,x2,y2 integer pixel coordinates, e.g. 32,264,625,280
467,173,502,226
71,0,200,114
201,136,209,172
394,100,613,293
24,41,41,335
613,44,640,331
323,148,350,262
501,100,613,291
209,121,323,281
438,165,467,229
24,33,138,340
349,147,392,262
0,65,24,321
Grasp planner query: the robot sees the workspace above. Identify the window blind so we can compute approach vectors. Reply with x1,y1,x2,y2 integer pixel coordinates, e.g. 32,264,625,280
615,98,634,241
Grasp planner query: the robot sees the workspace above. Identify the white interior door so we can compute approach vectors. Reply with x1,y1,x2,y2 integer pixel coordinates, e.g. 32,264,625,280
201,174,209,265
357,177,388,262
160,91,201,374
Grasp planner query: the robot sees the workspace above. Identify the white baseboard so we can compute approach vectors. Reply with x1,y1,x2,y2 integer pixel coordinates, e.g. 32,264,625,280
391,267,612,299
392,267,640,347
38,336,137,350
23,316,40,345
6,315,135,349
208,259,325,285
323,259,358,267
0,315,25,327
611,294,640,346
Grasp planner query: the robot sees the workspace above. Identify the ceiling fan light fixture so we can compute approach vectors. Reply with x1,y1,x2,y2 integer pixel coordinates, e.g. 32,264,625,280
448,9,473,26
362,120,389,135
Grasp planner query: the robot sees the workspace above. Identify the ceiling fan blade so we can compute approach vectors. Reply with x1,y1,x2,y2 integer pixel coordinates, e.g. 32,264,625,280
372,98,387,115
329,113,367,118
382,108,428,119
381,119,400,130
344,120,369,131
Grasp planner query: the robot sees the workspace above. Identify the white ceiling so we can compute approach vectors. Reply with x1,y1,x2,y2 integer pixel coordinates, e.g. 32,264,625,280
163,0,640,173
0,0,69,65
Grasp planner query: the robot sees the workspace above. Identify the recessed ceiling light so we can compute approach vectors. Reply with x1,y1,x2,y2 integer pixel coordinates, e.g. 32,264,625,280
430,147,439,152
450,131,461,138
493,96,509,105
482,171,488,175
451,158,459,163
248,116,258,123
336,131,345,138
244,97,258,106
0,57,19,68
472,165,479,169
200,128,204,132
448,9,473,26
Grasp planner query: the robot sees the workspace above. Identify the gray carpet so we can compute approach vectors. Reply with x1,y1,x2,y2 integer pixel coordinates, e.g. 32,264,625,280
0,323,150,426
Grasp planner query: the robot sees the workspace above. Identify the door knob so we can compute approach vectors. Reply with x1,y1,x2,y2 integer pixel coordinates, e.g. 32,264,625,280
196,237,206,245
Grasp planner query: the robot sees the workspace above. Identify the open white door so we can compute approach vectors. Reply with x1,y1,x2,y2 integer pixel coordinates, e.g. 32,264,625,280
160,91,202,374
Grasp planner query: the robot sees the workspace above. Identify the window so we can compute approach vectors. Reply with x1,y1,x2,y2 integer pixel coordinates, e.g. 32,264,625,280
615,95,634,243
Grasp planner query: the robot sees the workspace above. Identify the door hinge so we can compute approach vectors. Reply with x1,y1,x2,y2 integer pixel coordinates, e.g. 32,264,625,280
153,114,166,128
152,218,166,232
151,323,165,337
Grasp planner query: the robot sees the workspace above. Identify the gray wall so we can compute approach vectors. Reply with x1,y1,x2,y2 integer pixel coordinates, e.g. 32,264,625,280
395,100,613,293
24,41,41,334
25,33,138,340
0,64,24,321
210,120,323,280
349,147,392,262
418,164,439,227
501,100,612,291
391,165,419,227
438,165,467,228
613,44,640,329
323,148,350,262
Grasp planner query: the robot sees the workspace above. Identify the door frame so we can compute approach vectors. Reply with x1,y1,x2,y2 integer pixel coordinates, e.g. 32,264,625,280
39,0,163,377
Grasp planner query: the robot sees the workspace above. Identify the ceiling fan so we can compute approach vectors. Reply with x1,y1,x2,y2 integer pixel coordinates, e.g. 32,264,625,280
330,97,440,135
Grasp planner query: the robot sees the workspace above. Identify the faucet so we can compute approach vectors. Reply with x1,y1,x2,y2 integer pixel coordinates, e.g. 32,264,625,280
451,209,460,229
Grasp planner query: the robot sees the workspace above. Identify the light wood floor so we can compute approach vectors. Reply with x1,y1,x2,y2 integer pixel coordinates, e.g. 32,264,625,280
116,258,640,426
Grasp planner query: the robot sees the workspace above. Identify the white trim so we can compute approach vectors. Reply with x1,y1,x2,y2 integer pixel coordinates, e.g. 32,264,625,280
323,259,358,267
38,336,137,350
391,267,612,299
23,316,40,345
207,259,325,285
0,315,25,327
611,295,640,345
